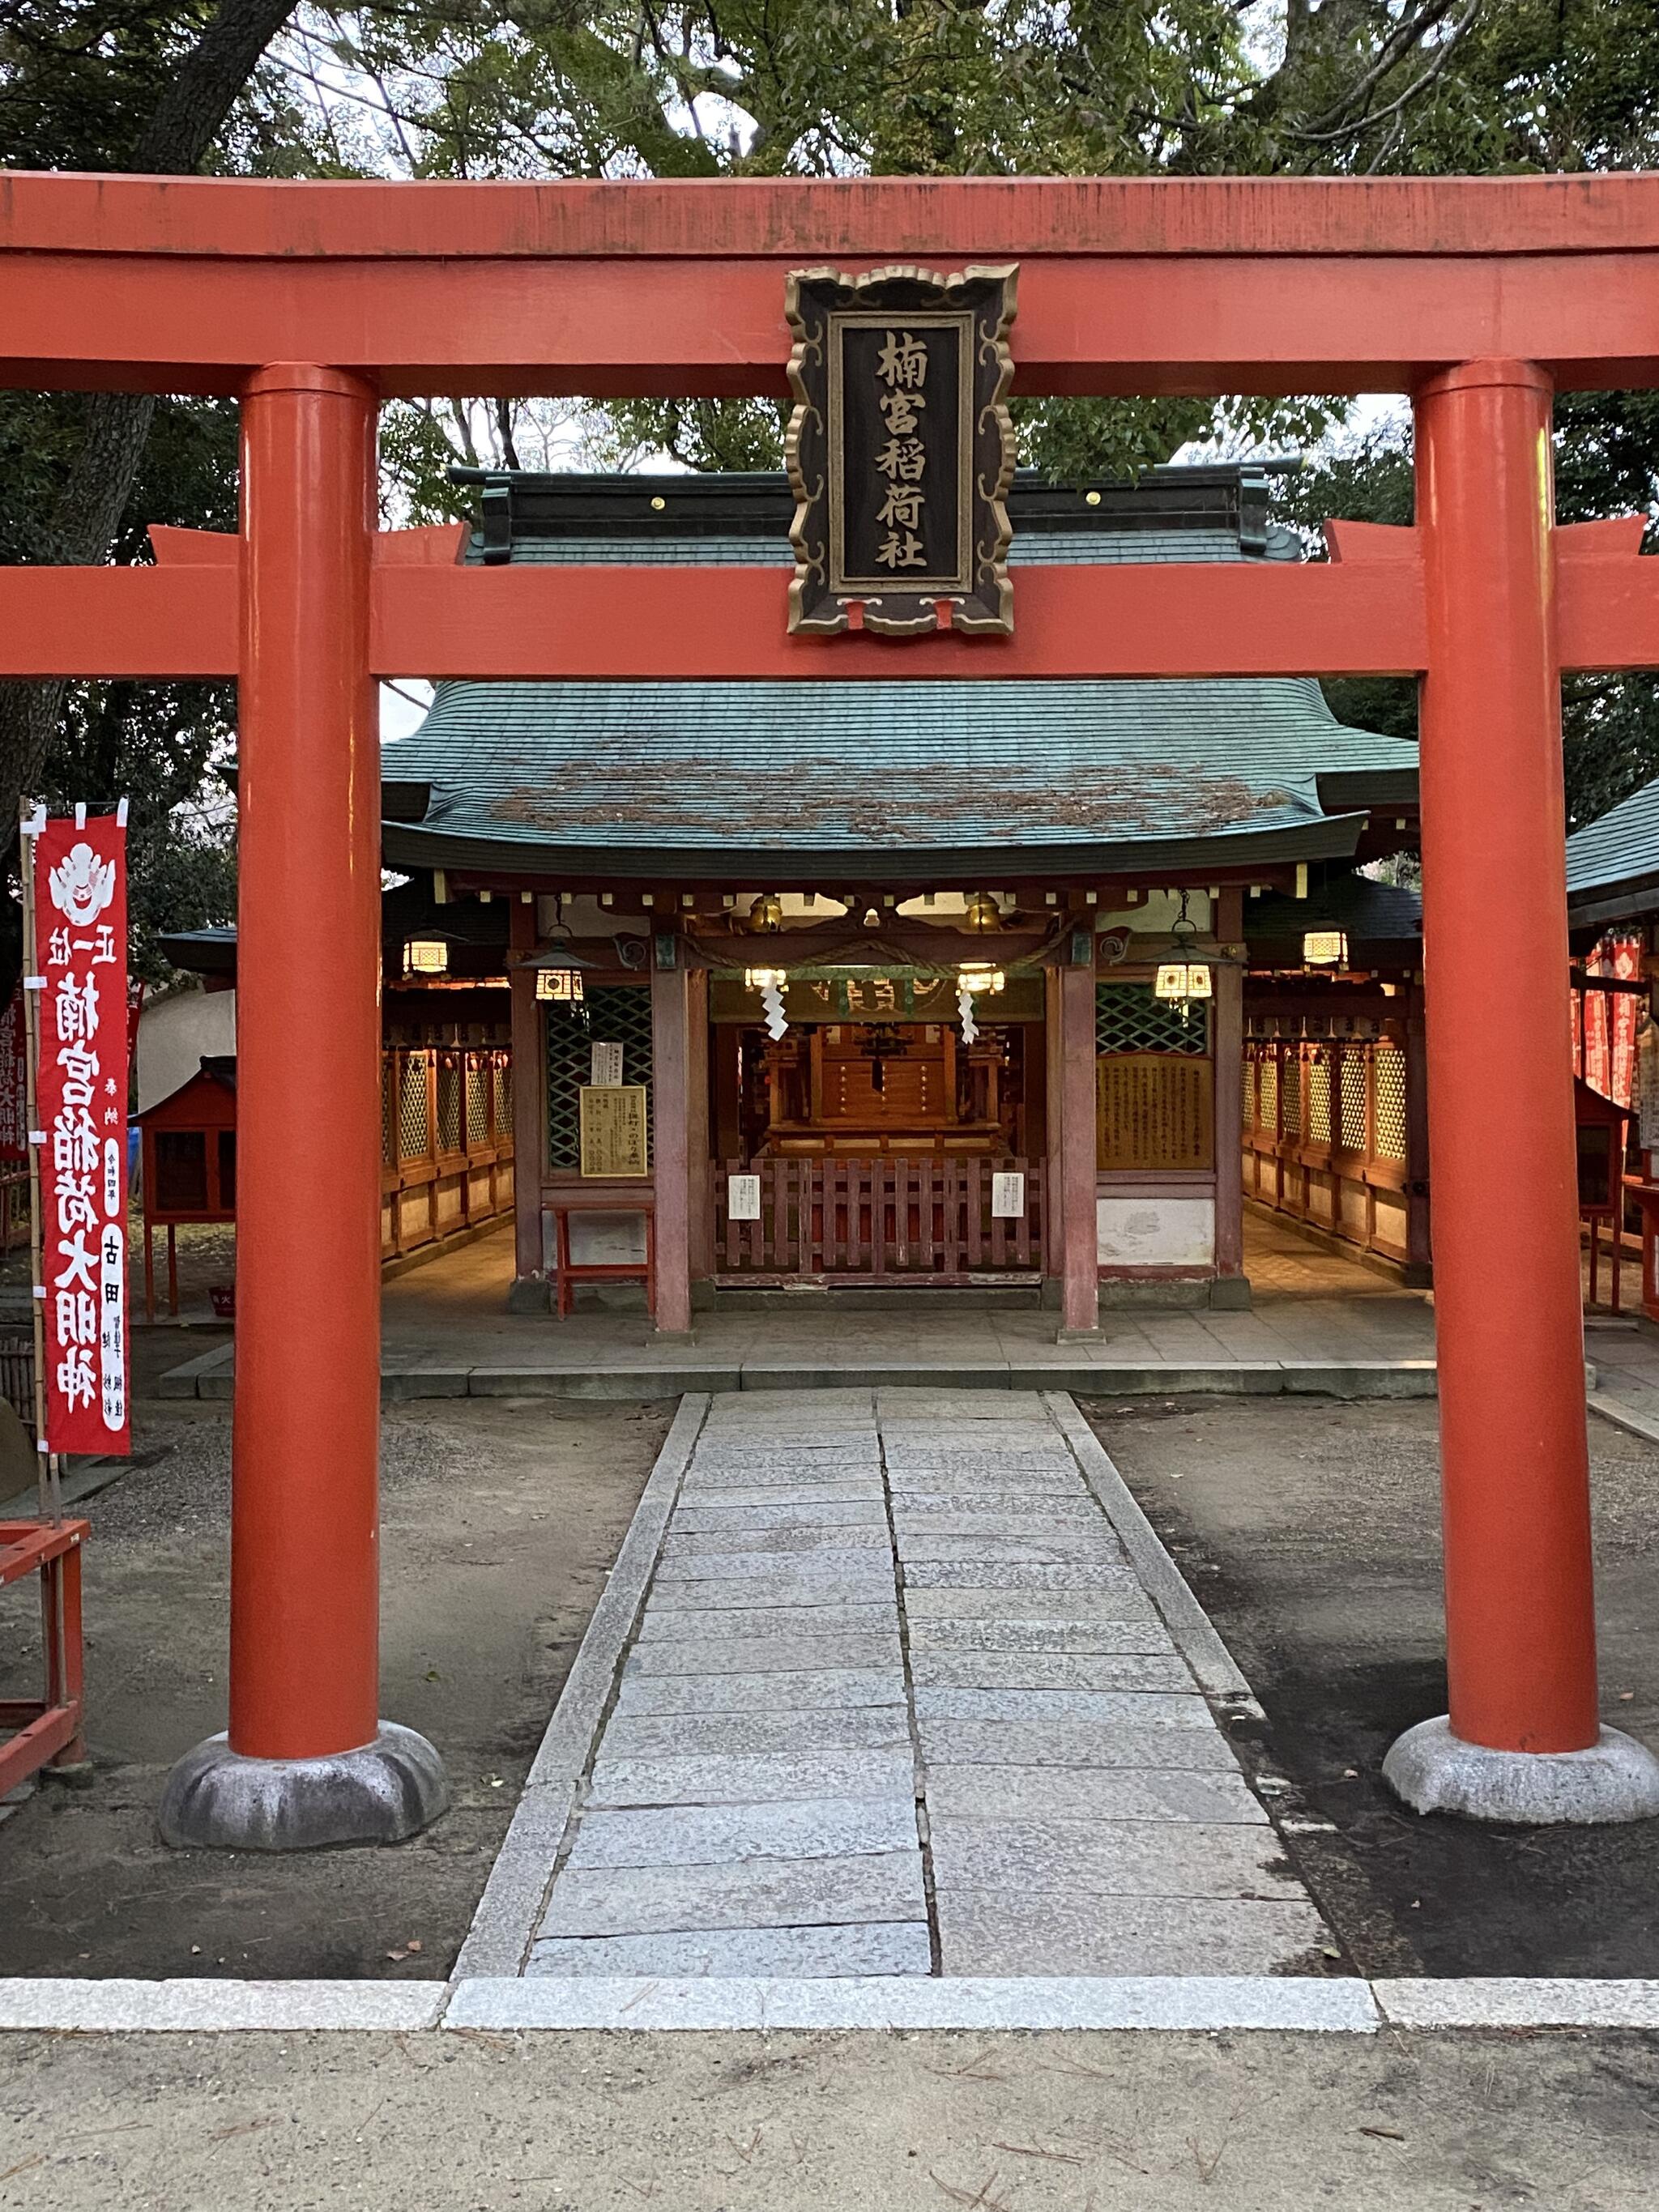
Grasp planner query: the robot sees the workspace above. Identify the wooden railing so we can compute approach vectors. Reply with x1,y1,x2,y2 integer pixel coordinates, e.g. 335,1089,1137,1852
381,1046,514,1259
1241,1036,1414,1269
714,1155,1043,1283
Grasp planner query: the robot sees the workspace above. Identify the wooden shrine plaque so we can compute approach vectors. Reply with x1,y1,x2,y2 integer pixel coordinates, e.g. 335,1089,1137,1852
579,1084,650,1178
1096,1055,1214,1172
785,263,1017,637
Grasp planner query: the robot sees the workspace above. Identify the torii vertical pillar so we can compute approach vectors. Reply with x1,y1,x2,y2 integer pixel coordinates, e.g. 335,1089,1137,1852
160,365,449,1850
1384,359,1659,1822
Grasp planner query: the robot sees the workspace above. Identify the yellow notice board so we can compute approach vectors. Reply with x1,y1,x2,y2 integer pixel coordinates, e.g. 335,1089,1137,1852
579,1084,650,1178
1097,1054,1213,1171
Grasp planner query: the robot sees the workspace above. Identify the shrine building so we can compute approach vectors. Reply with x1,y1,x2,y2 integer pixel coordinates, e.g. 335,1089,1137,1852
334,460,1422,1327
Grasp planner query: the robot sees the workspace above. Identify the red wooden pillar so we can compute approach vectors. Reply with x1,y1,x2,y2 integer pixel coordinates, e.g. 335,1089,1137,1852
1042,965,1064,1298
1212,886,1247,1302
651,941,694,1338
686,964,713,1297
160,365,446,1849
507,894,549,1311
1387,358,1659,1820
1058,954,1100,1338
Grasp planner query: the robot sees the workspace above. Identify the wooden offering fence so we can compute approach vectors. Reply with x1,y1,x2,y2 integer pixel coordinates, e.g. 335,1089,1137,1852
715,1154,1043,1283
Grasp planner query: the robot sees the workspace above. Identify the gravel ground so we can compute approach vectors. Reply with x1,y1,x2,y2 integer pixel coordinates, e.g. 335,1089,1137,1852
1083,1393,1659,1979
0,1396,672,1979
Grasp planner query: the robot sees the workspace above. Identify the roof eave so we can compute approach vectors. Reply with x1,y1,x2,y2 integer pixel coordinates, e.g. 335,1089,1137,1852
379,812,1369,884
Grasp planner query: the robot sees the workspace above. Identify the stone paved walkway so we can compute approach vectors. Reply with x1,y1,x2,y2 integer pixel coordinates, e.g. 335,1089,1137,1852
479,1389,1335,1980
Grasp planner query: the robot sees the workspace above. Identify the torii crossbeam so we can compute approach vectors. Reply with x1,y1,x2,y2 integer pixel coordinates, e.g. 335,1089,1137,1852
5,170,1658,1844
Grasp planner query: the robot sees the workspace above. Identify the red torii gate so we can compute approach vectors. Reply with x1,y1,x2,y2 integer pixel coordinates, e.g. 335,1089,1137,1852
5,169,1659,1843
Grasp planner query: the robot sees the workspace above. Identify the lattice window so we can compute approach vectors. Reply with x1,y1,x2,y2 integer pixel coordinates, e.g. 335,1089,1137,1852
547,986,653,1170
381,1059,396,1168
1306,1051,1333,1144
437,1055,463,1154
1374,1045,1408,1161
1281,1051,1302,1138
1259,1055,1277,1131
1095,982,1209,1057
466,1062,488,1145
399,1052,433,1159
1339,1049,1369,1151
493,1057,513,1138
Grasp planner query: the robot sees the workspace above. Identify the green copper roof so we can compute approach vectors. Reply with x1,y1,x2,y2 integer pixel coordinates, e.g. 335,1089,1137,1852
383,468,1415,881
1567,776,1659,912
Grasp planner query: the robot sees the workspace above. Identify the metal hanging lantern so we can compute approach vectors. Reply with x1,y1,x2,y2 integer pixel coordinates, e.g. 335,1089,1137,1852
962,891,1002,934
747,892,785,933
535,966,585,1005
403,937,449,978
1303,927,1349,969
1153,893,1212,1024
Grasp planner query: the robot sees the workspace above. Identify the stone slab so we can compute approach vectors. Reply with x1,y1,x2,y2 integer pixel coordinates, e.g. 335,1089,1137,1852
902,1586,1159,1624
636,1600,895,1642
908,1617,1179,1656
643,1575,894,1613
600,1709,913,1761
653,1545,893,1583
586,1750,916,1807
661,1524,890,1560
1044,1394,1252,1701
893,1497,1102,1523
917,1718,1241,1771
885,1464,1082,1494
876,1387,1043,1413
672,1499,887,1531
903,1562,1150,1591
928,1814,1295,1898
934,1890,1331,1977
911,1651,1195,1694
627,1632,903,1677
684,1458,883,1485
923,1762,1269,1826
614,1667,906,1718
526,1921,933,1980
565,1796,918,1870
539,1849,927,1938
915,1686,1212,1728
895,1532,1123,1565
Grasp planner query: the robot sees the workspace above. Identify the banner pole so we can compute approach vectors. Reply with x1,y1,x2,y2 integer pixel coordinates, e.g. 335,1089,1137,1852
19,800,58,1525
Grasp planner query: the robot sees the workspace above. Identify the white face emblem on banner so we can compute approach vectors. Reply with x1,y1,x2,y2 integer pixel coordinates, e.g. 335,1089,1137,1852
48,841,117,928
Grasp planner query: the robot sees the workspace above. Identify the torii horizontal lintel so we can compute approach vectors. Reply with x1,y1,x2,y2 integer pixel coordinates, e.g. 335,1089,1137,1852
8,173,1659,397
0,519,1650,681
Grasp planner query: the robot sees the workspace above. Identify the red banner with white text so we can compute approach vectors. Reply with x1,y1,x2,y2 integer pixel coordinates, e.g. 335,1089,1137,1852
32,813,130,1455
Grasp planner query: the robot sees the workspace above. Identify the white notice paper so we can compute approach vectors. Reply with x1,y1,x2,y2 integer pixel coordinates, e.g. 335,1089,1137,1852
727,1174,762,1221
591,1041,625,1087
991,1171,1025,1221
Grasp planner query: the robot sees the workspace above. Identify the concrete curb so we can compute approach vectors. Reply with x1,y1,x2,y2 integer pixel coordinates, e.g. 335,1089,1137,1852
441,1973,1381,2033
1373,1979,1659,2030
450,1395,710,1980
157,1353,1443,1403
1587,1388,1659,1450
0,1980,444,2031
1043,1392,1252,1701
7,1975,1659,2035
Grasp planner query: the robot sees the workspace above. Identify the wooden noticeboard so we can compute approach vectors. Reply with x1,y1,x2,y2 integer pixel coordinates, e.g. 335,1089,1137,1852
579,1084,650,1178
1096,1055,1213,1172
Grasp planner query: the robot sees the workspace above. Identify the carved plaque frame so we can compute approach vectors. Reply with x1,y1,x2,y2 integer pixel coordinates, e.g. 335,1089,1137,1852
785,262,1017,637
